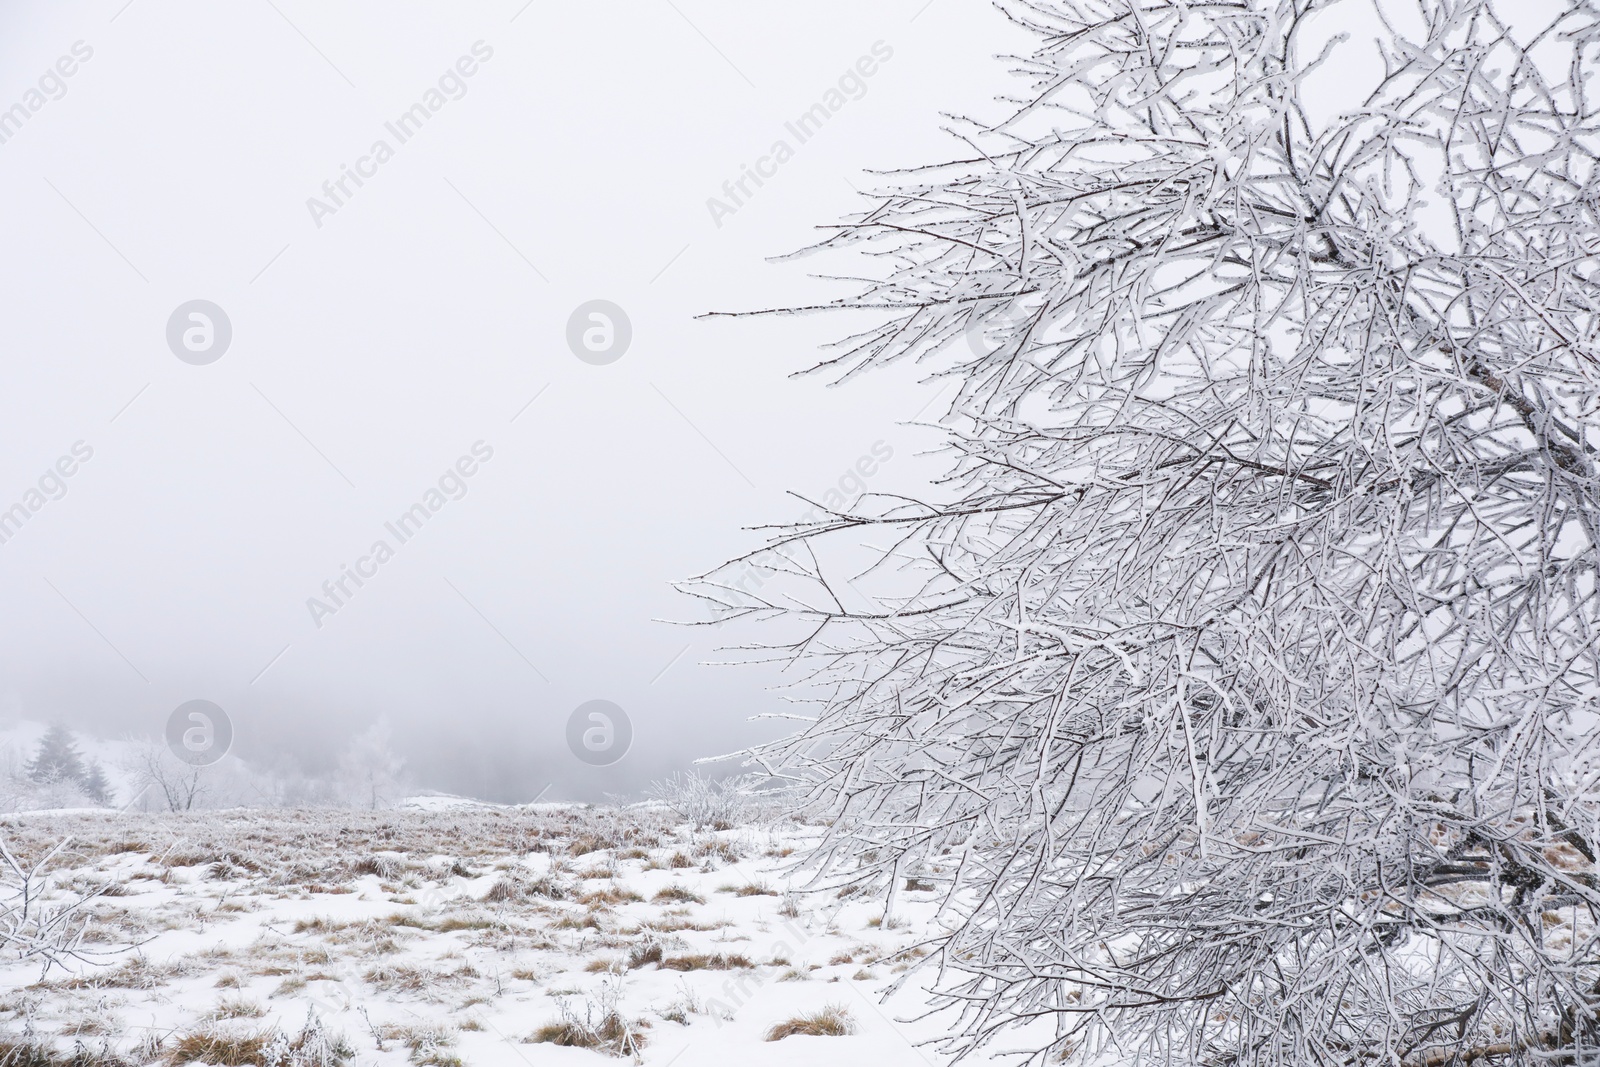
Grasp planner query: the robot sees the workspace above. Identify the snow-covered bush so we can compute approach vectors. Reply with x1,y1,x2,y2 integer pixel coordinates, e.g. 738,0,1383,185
644,771,753,830
531,979,647,1059
0,834,114,976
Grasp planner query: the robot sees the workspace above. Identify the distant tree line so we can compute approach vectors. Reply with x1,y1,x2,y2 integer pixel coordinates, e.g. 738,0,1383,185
0,721,407,814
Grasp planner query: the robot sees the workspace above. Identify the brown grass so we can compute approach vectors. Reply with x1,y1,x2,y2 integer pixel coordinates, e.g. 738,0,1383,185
657,952,754,972
568,834,616,857
352,855,405,881
377,1024,457,1066
167,1030,271,1066
651,886,704,904
580,887,643,907
483,875,567,903
765,1004,856,1041
167,1020,354,1067
56,956,189,990
0,1041,134,1067
362,963,433,992
204,997,265,1021
627,941,664,968
528,1015,646,1058
696,839,743,863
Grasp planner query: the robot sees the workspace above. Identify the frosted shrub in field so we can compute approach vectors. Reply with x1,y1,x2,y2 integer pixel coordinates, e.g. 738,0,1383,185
531,978,647,1059
263,1012,354,1067
0,834,114,975
644,771,752,831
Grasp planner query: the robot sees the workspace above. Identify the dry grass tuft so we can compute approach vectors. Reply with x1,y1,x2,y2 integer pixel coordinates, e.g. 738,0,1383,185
164,1018,353,1067
483,874,566,903
579,887,643,907
765,1004,856,1041
377,1024,458,1066
657,952,754,972
651,885,704,904
167,1030,269,1066
58,956,189,990
352,854,405,881
627,940,664,969
568,834,616,857
0,1041,134,1067
204,997,265,1021
527,1014,646,1058
696,839,743,864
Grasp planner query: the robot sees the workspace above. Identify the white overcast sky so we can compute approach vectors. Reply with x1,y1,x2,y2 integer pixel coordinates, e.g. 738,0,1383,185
0,1,1032,799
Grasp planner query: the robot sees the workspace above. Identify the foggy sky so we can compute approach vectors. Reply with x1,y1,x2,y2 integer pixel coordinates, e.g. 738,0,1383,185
0,0,1030,800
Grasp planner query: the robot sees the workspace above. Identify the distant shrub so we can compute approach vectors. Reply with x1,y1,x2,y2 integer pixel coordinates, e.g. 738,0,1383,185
644,771,755,830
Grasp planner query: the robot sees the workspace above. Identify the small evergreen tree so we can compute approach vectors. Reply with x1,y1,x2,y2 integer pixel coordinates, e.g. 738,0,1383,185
79,760,112,806
27,725,85,786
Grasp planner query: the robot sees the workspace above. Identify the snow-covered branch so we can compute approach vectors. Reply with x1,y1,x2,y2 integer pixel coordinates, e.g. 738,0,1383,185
692,1,1600,1063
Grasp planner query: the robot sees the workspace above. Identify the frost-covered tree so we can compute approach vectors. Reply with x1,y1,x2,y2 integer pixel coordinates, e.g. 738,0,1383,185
692,1,1600,1064
338,722,406,810
123,738,208,812
27,724,85,786
79,760,112,807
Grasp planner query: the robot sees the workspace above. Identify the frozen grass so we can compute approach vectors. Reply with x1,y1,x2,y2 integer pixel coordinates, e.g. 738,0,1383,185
0,1039,136,1067
167,1014,353,1066
766,1003,856,1040
0,805,964,1066
650,885,703,905
656,953,754,972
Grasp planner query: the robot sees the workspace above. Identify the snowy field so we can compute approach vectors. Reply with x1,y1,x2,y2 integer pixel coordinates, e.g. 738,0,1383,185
0,804,994,1066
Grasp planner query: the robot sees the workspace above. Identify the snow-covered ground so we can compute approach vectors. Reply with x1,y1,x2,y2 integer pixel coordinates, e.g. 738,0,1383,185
0,805,996,1066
